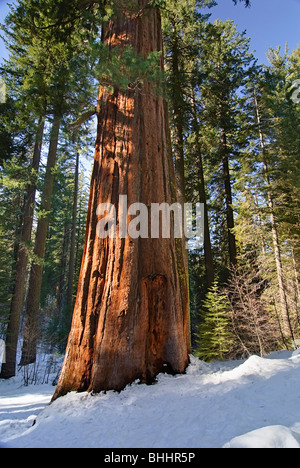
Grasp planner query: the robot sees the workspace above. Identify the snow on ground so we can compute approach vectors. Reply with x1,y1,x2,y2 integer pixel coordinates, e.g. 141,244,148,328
1,350,300,448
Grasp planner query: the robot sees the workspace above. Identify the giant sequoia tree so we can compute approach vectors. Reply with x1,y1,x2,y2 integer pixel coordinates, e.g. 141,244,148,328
53,1,190,399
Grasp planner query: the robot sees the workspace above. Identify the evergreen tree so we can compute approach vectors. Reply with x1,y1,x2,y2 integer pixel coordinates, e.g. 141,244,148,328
237,53,300,343
0,0,102,375
196,282,233,361
197,19,254,269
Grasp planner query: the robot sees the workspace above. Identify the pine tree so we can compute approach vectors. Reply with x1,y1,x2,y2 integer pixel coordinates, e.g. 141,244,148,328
0,27,46,377
239,55,299,343
41,128,92,350
0,117,45,378
198,20,254,268
196,282,233,361
0,0,103,375
16,0,102,366
162,0,215,291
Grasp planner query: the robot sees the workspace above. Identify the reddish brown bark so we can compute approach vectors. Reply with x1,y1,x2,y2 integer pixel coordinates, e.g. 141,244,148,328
53,4,190,400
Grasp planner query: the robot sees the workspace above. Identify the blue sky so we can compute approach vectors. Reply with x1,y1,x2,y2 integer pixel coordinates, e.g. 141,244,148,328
0,0,299,65
0,0,10,65
209,0,300,64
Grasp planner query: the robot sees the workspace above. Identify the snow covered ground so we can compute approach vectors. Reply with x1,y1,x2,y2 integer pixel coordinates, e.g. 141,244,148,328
1,350,300,448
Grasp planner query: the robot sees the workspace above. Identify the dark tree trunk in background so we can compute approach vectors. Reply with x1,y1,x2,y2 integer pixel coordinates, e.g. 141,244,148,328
0,117,45,379
65,150,80,328
190,93,214,289
20,114,61,366
220,127,237,267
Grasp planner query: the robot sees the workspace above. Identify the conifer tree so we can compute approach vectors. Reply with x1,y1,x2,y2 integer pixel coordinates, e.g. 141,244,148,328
0,8,48,376
238,56,299,342
198,20,254,268
1,0,102,374
196,282,233,361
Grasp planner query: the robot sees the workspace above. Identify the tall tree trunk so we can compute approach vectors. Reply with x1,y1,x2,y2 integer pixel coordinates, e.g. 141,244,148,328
190,91,214,289
220,127,237,266
56,222,69,317
19,114,61,366
197,148,215,288
0,117,45,379
53,4,190,400
266,184,293,339
65,151,80,328
169,32,190,342
170,34,185,207
291,249,300,327
254,91,293,340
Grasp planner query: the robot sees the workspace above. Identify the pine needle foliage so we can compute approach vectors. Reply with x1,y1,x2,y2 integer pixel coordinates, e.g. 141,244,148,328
196,282,234,361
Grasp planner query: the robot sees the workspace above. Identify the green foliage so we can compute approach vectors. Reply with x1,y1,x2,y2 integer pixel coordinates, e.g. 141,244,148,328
96,44,164,94
150,0,167,8
0,159,26,331
40,127,91,349
196,282,233,361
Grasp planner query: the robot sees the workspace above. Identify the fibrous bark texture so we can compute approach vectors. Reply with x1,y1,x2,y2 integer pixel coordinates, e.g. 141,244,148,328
53,4,190,400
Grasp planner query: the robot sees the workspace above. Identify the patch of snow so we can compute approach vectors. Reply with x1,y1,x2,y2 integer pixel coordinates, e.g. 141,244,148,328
290,348,300,362
224,425,300,448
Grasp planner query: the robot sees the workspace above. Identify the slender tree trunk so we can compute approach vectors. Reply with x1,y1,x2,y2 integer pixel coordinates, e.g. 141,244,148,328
19,114,61,366
170,34,185,207
75,182,85,280
56,222,69,316
0,117,45,379
190,92,214,288
53,4,190,400
292,249,300,324
255,198,267,258
267,187,293,338
220,127,237,266
254,91,293,340
65,151,79,328
169,33,190,343
197,152,214,288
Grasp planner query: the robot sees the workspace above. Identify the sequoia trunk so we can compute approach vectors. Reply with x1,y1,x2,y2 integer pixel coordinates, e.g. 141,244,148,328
53,4,190,400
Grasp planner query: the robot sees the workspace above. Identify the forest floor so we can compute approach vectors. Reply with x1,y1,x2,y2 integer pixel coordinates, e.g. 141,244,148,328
1,350,300,448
